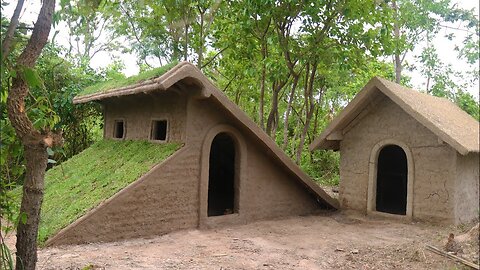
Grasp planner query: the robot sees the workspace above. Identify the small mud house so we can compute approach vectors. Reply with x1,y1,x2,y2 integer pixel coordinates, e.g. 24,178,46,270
310,77,479,224
45,62,337,246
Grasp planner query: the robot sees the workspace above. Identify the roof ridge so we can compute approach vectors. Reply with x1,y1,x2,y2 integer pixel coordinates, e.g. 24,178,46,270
310,76,479,155
374,76,454,104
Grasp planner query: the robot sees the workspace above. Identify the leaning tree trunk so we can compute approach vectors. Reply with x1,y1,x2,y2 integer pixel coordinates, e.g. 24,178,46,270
4,1,60,269
1,0,25,62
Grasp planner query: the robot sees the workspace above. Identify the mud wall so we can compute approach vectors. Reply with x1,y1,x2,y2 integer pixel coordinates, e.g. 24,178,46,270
187,97,319,226
103,91,187,142
454,152,479,224
49,88,321,245
339,92,457,223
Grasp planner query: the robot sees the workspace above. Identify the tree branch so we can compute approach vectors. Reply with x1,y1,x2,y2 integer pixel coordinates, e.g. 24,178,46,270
1,24,34,30
7,0,58,145
1,0,25,62
201,46,228,69
439,24,476,34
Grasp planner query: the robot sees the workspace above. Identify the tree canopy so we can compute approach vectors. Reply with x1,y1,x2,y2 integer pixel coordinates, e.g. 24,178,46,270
0,0,479,267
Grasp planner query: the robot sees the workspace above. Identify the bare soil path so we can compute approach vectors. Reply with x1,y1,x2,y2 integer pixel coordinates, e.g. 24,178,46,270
8,211,479,269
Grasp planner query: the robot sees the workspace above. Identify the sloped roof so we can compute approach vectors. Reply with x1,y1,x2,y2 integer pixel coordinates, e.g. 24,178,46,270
309,77,479,155
74,62,339,209
36,140,181,244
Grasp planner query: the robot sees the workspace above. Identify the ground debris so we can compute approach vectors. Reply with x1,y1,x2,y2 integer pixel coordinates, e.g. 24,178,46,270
17,213,476,270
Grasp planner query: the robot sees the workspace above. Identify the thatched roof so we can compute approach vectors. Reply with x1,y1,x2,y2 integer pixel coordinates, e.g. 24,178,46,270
74,61,339,209
309,77,479,155
74,62,178,101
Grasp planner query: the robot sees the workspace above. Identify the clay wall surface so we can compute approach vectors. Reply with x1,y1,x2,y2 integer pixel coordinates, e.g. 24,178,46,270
187,98,319,226
454,152,480,224
339,92,457,222
103,91,187,142
49,88,321,245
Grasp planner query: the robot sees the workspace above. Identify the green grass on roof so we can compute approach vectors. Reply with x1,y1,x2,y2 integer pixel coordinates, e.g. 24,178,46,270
23,139,181,244
78,61,179,97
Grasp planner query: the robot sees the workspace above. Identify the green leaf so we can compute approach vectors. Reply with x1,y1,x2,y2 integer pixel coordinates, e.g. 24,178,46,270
9,69,17,78
0,243,14,269
47,159,57,164
47,148,54,156
22,67,44,89
18,212,27,225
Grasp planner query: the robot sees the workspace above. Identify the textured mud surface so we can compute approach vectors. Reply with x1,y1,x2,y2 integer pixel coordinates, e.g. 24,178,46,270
6,212,478,270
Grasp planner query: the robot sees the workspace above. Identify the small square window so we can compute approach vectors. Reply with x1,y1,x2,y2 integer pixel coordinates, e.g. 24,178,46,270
151,120,167,141
113,120,125,139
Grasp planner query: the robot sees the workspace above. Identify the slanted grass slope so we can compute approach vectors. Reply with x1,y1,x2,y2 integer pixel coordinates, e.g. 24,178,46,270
77,61,178,97
37,140,181,244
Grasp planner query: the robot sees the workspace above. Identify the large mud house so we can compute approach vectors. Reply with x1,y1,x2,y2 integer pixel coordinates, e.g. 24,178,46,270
45,62,338,246
310,77,479,224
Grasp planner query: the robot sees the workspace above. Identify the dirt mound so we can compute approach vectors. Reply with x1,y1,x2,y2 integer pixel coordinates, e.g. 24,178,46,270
456,223,480,264
458,223,479,242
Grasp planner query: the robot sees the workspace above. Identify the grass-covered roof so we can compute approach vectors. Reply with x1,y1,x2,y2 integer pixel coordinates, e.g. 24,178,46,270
15,140,181,244
77,61,178,98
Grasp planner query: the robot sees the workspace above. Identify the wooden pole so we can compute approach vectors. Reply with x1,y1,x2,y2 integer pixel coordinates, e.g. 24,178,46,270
425,244,479,270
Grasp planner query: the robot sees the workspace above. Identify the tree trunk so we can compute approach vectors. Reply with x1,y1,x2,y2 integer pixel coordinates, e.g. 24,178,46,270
15,144,48,270
266,84,279,139
282,75,299,150
394,37,401,83
254,17,271,130
184,23,189,61
259,41,267,130
197,10,204,69
392,0,402,83
266,77,289,139
296,63,317,164
309,106,320,162
4,1,59,269
312,105,320,138
290,107,303,156
1,0,25,62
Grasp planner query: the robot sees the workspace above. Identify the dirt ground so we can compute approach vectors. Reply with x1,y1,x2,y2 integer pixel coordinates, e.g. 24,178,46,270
6,211,479,270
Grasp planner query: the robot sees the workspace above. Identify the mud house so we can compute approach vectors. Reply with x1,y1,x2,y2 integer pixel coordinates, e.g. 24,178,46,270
45,62,338,246
310,77,479,224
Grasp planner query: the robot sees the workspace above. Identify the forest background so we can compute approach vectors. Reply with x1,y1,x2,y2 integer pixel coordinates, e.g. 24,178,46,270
1,0,479,247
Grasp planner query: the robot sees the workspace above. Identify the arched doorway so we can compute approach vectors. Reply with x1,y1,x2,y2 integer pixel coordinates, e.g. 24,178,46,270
208,133,236,216
376,145,408,215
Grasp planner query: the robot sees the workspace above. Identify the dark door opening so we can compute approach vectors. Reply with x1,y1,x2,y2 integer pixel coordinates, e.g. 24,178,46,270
376,145,408,215
208,133,236,216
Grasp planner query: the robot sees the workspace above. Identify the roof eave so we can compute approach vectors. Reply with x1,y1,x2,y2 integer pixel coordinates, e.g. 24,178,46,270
73,62,211,104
